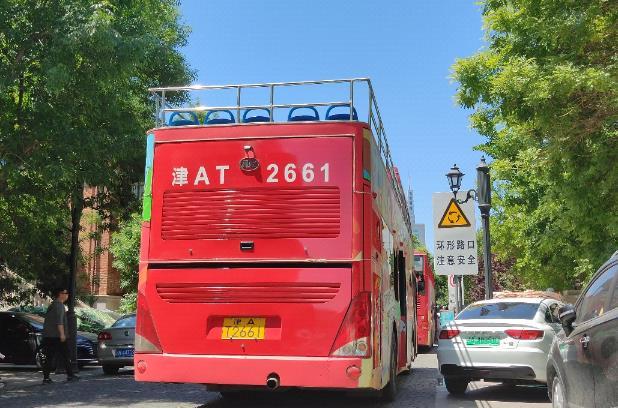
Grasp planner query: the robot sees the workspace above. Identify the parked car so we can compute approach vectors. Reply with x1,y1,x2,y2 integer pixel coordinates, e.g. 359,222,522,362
0,311,98,367
437,296,564,395
547,250,618,408
97,314,135,375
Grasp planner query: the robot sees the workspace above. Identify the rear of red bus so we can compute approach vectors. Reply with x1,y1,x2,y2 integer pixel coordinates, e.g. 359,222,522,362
414,252,436,348
134,121,377,389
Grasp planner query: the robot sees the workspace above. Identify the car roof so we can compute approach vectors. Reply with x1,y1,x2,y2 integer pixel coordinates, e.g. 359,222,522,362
0,311,41,317
470,297,554,305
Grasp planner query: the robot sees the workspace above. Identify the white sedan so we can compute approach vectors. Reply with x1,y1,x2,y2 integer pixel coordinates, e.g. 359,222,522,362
437,297,563,395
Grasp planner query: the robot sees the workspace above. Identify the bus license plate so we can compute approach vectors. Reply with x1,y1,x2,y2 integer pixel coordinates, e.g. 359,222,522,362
221,317,266,340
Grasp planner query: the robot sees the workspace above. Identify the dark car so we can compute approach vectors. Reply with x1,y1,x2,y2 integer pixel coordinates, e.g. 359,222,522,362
547,250,618,408
0,311,98,368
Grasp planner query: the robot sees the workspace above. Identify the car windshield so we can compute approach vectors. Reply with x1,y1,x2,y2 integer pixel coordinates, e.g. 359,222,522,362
457,302,540,320
21,313,45,329
112,315,136,328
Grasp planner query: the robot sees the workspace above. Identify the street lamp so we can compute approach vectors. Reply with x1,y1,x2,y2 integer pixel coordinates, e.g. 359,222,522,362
446,157,493,299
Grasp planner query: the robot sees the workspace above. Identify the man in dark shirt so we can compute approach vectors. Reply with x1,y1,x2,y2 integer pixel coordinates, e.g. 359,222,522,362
42,287,78,383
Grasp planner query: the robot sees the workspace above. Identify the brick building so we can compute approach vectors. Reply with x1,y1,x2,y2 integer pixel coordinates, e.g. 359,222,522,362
79,186,123,311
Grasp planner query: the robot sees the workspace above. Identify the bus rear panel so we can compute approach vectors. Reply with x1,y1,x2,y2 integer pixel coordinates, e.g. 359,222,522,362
136,122,371,388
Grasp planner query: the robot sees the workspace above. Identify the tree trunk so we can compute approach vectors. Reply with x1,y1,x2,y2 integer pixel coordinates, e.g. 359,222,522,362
67,188,84,371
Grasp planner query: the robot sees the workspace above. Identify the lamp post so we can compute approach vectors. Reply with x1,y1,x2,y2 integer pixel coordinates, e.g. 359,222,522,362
446,157,493,300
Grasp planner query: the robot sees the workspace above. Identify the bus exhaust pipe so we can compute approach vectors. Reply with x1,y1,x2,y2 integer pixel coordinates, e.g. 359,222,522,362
266,374,280,390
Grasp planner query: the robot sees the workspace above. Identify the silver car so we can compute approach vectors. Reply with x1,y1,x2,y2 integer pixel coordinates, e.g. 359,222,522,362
437,297,563,395
97,314,135,375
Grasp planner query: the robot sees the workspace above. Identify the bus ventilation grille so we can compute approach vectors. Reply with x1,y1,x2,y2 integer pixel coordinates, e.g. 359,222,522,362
155,282,341,304
160,187,340,240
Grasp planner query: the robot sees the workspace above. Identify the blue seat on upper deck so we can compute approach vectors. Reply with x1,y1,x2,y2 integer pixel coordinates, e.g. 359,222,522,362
243,108,271,123
168,112,199,126
288,106,320,122
325,104,358,121
204,110,236,125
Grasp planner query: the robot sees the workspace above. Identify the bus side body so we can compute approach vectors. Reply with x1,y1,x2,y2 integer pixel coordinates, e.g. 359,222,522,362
415,252,436,348
134,121,415,390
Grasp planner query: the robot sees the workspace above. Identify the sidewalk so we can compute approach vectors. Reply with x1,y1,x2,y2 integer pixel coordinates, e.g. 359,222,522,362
0,365,102,393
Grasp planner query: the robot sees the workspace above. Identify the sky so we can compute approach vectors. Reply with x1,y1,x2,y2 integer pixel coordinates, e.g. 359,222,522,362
178,0,487,247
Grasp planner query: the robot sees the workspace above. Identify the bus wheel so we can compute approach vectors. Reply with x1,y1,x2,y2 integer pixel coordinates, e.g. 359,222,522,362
381,334,398,402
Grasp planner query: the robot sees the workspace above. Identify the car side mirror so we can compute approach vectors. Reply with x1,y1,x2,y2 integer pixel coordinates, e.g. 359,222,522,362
558,304,576,335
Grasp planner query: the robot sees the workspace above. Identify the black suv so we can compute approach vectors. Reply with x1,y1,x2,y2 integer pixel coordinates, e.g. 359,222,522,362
547,250,618,408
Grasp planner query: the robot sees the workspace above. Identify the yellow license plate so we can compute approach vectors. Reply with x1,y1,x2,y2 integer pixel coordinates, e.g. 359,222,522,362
221,317,266,340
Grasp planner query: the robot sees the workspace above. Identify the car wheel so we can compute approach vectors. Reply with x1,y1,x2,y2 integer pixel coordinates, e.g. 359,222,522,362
444,376,469,395
552,376,567,408
35,347,45,370
381,333,398,402
102,365,120,375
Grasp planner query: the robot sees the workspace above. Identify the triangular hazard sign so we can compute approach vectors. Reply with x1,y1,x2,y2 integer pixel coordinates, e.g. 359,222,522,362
438,199,471,228
247,318,255,325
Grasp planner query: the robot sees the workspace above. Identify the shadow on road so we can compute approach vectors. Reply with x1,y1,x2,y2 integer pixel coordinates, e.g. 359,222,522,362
0,361,548,408
464,383,549,404
197,367,440,408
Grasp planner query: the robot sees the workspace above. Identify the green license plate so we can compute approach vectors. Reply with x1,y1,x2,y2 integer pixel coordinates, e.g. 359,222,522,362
465,337,500,346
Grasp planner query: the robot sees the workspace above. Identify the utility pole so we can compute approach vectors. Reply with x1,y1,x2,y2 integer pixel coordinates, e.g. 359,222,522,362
476,158,493,299
446,157,493,300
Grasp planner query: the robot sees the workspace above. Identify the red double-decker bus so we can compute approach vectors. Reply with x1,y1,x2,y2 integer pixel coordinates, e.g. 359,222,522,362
134,79,417,399
414,251,436,350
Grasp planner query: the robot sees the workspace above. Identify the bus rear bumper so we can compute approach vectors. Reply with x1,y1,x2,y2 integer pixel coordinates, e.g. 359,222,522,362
134,353,367,389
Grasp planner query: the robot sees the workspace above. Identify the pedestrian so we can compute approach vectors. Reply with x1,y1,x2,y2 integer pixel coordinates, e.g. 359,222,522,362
41,287,79,384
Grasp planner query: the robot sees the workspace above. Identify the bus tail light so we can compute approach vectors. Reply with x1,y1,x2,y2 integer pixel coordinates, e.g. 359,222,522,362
439,329,460,339
330,292,372,357
135,293,162,353
505,329,544,340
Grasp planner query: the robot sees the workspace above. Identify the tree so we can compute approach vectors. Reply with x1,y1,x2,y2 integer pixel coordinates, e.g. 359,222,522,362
452,0,618,290
464,254,522,302
109,212,140,313
0,0,193,299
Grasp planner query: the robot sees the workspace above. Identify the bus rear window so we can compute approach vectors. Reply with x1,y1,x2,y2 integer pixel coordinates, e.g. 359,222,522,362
457,302,540,320
414,255,424,273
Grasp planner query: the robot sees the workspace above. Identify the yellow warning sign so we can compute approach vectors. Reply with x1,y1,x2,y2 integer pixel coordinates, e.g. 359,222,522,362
438,199,471,228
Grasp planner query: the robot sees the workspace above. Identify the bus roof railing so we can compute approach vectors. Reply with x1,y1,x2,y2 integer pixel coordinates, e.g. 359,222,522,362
149,78,412,236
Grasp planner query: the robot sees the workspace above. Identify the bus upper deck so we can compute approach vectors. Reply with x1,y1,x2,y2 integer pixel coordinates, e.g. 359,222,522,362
147,78,411,235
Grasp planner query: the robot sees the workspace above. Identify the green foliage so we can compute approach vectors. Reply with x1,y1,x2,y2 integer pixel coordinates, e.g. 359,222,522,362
76,307,117,332
434,275,448,308
452,0,618,290
0,0,193,297
119,292,137,314
110,212,140,313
